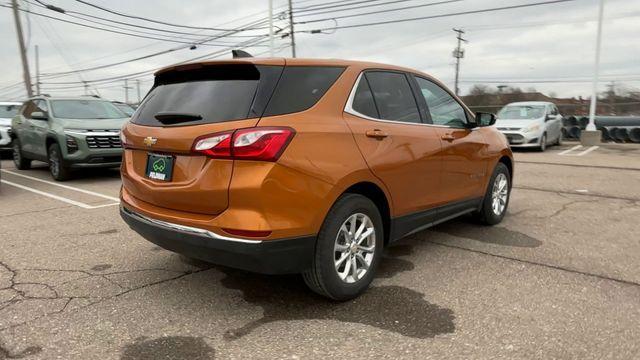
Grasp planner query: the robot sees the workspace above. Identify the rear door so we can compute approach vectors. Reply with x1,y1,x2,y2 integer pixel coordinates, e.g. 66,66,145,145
30,100,50,158
412,76,489,204
344,70,443,218
121,62,284,215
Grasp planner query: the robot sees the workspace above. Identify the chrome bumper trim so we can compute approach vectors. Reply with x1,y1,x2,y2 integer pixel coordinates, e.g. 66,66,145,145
122,207,263,244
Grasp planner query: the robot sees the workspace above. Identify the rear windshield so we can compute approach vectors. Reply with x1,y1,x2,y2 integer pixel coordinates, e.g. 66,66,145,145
51,100,126,119
131,64,345,127
0,104,20,118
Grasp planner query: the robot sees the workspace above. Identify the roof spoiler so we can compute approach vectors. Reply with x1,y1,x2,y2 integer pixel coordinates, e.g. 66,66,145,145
232,50,253,58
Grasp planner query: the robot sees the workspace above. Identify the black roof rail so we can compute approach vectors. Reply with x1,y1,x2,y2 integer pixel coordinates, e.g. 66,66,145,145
232,50,253,58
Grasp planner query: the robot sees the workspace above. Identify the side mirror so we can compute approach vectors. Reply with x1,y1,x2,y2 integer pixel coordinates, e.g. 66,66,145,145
31,111,48,120
545,114,555,121
474,112,496,127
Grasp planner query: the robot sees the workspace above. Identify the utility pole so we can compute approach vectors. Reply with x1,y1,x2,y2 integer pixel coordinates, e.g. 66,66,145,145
124,79,130,103
136,79,141,104
35,45,40,95
288,0,296,58
607,81,615,115
268,0,274,56
452,28,467,96
11,0,33,97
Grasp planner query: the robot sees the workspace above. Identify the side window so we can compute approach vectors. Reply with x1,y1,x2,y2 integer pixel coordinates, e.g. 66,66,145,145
35,100,48,114
414,77,467,128
22,101,36,119
351,75,379,118
364,71,421,124
263,66,345,116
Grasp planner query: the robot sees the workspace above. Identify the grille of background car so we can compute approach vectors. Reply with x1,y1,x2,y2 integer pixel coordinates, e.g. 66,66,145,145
86,135,122,149
497,127,522,131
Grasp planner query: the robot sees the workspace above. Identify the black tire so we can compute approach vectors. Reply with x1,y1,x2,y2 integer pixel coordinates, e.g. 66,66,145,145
555,132,563,146
474,162,511,225
47,143,72,181
537,133,547,152
12,138,31,170
303,194,384,301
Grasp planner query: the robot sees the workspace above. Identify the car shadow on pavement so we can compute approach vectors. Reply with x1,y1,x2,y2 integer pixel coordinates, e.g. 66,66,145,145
431,218,542,248
121,336,214,360
181,245,455,341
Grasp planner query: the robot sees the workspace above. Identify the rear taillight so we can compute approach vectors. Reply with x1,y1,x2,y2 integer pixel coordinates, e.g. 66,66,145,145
192,127,295,161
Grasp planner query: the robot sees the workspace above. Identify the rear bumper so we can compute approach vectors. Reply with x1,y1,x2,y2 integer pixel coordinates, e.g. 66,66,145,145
120,206,316,274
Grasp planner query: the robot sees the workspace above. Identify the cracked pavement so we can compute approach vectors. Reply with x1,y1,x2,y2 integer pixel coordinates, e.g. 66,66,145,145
0,144,639,359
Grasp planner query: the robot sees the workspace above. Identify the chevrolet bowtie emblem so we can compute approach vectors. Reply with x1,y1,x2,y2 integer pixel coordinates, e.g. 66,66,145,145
143,137,157,147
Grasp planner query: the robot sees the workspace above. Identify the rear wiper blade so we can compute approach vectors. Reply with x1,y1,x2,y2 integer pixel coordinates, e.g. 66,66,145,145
154,111,203,124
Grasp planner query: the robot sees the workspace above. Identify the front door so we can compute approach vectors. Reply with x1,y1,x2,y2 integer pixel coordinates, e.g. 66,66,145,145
30,100,50,158
412,76,489,204
343,71,443,218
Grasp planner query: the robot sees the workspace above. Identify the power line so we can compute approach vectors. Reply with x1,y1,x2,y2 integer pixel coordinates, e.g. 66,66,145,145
1,4,269,47
295,0,462,24
294,0,405,13
28,0,271,38
70,0,266,32
295,0,579,32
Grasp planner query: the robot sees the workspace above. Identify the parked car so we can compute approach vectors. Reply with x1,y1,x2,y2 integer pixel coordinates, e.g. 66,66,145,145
0,101,22,151
11,96,129,180
112,101,136,117
119,58,513,300
495,101,563,151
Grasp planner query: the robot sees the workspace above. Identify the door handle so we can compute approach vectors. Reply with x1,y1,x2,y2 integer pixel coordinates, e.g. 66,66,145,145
365,129,388,139
441,133,455,141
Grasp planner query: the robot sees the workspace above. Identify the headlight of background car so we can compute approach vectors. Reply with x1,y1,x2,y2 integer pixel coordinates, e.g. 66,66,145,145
523,124,540,133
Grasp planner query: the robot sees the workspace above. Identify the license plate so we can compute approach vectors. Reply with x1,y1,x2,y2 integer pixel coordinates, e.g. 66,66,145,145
145,153,174,182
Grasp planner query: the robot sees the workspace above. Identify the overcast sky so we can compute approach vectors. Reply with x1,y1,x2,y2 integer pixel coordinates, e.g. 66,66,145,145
1,0,639,102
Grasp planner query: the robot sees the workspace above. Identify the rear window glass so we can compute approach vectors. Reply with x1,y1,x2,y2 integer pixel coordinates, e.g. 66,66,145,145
262,66,345,116
351,76,379,118
365,71,421,124
132,64,282,127
50,100,126,119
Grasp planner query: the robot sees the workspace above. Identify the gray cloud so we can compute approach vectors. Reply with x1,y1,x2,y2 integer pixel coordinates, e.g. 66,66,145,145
0,0,638,102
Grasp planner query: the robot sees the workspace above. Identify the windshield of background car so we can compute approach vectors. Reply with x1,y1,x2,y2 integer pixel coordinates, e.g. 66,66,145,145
114,103,135,116
497,105,545,120
0,105,20,118
51,100,126,119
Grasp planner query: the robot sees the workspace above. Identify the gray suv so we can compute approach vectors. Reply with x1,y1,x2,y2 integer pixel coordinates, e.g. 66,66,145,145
11,96,129,180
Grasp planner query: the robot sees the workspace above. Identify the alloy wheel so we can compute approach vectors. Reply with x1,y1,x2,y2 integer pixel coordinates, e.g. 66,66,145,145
491,173,509,216
334,213,376,284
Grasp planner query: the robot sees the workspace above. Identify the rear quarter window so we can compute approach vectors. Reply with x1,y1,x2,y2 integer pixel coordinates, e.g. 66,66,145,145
263,66,345,116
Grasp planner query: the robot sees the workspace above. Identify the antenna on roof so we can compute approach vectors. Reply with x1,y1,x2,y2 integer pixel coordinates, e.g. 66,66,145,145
232,50,253,58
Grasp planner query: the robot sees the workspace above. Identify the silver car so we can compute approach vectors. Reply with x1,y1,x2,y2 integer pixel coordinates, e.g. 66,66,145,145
0,101,22,151
495,101,563,151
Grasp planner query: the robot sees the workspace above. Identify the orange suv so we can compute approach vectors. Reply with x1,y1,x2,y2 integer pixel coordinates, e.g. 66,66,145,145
120,57,513,300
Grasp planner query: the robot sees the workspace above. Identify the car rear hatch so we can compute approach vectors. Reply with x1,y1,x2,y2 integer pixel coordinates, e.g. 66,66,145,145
121,60,285,215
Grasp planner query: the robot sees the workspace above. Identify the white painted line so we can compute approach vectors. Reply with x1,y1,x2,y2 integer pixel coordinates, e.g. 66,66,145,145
0,169,120,202
575,146,599,156
1,180,119,210
558,145,582,156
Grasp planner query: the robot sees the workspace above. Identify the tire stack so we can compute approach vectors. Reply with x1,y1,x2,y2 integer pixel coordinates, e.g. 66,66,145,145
561,116,640,143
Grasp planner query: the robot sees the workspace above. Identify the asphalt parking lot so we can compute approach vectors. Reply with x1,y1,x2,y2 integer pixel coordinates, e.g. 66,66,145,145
1,143,639,360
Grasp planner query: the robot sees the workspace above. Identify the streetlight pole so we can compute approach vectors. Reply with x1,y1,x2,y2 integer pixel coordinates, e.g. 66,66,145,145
586,0,605,132
581,0,605,145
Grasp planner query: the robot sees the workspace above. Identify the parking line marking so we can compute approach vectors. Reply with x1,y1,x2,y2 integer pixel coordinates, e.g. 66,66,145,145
558,145,583,155
0,169,120,202
575,146,599,156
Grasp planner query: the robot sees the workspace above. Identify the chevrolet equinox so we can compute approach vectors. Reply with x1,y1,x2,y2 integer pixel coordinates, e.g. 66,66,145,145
120,58,513,300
